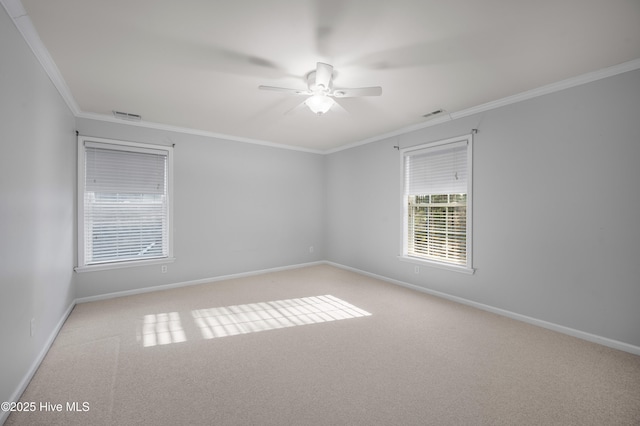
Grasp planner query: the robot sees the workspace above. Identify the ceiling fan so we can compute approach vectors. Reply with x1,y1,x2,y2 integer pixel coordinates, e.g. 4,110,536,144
258,62,382,115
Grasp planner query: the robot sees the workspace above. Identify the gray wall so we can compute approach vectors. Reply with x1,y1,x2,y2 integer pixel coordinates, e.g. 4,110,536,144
2,0,639,411
74,119,325,298
325,69,640,347
0,6,76,408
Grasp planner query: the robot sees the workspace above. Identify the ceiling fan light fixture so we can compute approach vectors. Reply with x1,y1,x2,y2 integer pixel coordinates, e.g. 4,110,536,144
259,62,381,116
305,94,335,115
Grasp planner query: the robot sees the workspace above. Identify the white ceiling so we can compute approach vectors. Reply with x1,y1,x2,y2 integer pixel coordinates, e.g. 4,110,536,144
9,0,640,152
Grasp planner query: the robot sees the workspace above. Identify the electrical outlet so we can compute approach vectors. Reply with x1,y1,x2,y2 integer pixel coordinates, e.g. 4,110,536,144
161,265,167,273
30,318,35,337
414,266,420,274
309,246,314,253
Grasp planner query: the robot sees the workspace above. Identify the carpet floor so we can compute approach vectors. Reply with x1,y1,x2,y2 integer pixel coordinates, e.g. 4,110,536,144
5,265,640,425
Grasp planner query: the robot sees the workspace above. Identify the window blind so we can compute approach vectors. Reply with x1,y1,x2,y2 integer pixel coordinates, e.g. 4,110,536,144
403,140,468,196
402,138,470,268
82,142,169,265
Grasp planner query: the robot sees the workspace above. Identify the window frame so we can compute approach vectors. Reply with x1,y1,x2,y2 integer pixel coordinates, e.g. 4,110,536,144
75,135,174,272
399,134,474,274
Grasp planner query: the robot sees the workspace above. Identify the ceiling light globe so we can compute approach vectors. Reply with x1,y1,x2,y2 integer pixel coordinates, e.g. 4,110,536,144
305,94,335,115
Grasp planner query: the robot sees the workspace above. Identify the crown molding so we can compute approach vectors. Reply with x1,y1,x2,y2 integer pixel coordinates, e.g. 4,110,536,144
76,111,324,154
2,0,80,115
449,58,640,122
1,0,24,17
326,58,640,154
323,114,454,154
4,0,639,155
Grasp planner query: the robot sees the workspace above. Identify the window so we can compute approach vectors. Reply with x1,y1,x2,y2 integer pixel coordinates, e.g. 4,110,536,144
77,136,173,271
401,134,473,273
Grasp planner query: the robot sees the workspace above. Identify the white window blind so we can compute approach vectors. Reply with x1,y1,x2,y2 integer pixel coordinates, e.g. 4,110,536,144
402,135,472,271
404,141,468,195
79,138,172,267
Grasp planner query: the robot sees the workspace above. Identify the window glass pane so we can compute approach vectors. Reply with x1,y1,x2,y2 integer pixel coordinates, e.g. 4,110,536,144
431,194,448,204
406,196,466,265
450,194,466,203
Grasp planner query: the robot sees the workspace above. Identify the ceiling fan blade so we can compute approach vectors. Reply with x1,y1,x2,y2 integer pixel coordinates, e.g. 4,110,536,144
315,62,333,90
284,98,316,116
258,85,311,95
313,0,344,56
331,98,349,115
332,86,382,98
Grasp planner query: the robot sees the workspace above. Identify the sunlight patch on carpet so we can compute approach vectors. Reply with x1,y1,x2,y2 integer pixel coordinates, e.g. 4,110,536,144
192,295,371,339
140,312,187,347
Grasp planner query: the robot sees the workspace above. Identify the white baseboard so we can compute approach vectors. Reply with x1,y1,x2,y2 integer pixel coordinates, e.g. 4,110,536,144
3,260,325,425
6,258,637,426
1,299,76,425
326,261,640,356
75,260,325,304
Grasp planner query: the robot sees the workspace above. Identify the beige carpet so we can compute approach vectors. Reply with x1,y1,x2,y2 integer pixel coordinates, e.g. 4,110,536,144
6,265,640,425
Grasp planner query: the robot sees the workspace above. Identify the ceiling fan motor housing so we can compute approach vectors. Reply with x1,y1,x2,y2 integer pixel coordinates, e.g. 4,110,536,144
307,70,333,94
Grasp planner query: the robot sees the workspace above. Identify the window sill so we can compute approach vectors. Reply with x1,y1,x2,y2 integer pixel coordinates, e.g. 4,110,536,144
398,255,475,275
74,257,175,273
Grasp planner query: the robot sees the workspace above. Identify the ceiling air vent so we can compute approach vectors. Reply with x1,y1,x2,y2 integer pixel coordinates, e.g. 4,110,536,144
422,109,445,119
113,110,142,121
